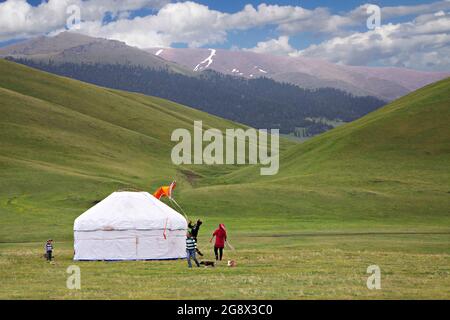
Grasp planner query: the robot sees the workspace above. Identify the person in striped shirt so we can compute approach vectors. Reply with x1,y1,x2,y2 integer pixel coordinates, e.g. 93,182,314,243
45,239,53,261
186,232,200,268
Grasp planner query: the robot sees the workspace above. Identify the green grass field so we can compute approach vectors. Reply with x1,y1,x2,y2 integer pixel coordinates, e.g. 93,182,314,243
0,59,449,299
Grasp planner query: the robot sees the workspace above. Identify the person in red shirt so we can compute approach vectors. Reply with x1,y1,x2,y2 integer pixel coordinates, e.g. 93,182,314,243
210,223,227,261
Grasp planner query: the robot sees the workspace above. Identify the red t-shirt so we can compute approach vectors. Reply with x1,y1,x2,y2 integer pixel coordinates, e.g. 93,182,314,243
213,228,227,248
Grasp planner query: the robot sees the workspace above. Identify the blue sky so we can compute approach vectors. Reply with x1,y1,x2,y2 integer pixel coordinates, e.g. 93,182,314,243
1,0,449,70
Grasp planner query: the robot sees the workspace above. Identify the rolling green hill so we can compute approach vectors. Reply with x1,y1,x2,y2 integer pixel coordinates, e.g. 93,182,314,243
0,59,449,299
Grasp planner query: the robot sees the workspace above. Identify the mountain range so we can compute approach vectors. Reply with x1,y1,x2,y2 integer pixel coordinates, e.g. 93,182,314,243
146,47,450,101
1,32,449,102
1,32,388,136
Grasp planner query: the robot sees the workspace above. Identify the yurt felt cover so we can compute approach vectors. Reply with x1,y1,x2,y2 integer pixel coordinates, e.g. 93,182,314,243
74,191,187,260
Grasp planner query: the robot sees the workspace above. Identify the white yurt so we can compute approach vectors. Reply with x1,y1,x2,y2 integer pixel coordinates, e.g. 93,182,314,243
73,191,187,261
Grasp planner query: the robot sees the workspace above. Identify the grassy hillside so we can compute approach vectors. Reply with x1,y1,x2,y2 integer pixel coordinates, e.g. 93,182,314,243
0,59,449,299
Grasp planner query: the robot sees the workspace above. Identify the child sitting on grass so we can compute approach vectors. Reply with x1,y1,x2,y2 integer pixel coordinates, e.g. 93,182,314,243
186,232,200,268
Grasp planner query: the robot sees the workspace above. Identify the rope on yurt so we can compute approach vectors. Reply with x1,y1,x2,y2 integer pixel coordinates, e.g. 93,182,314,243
168,197,190,222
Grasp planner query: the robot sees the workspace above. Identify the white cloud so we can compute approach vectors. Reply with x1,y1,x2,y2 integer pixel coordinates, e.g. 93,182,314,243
66,2,340,48
0,0,168,41
73,2,328,48
276,7,354,34
73,1,227,48
2,0,450,46
68,1,370,48
224,3,321,31
72,2,361,48
297,12,450,71
277,1,450,34
347,1,450,22
244,35,299,56
380,0,450,18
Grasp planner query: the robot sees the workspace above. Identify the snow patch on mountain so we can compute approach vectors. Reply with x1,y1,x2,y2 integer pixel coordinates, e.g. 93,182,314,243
253,66,268,74
155,49,163,56
258,68,267,74
194,49,216,71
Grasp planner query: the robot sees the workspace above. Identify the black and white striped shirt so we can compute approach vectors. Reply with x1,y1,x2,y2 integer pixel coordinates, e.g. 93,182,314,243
186,237,197,250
